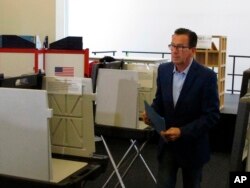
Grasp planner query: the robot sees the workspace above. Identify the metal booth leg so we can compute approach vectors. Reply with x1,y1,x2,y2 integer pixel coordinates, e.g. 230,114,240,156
114,139,157,188
102,139,137,188
100,135,126,188
101,136,157,188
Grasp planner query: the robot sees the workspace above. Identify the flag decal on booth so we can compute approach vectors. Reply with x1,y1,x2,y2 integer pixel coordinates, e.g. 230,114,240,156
55,67,74,77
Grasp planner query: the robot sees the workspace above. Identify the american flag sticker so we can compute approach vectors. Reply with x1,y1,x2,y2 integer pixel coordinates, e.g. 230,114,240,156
55,67,74,77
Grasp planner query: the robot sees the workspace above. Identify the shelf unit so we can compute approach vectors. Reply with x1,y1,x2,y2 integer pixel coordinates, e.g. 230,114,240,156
195,36,227,109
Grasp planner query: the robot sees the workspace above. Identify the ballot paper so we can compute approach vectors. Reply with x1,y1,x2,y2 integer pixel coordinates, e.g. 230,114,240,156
144,101,166,134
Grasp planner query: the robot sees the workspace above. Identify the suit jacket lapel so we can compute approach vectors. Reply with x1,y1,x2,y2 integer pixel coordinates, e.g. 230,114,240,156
166,63,175,110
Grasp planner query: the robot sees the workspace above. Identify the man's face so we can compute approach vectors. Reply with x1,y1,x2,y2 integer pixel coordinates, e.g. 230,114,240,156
169,34,195,67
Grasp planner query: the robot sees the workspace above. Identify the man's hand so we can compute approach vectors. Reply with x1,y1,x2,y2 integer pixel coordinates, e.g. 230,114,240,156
142,111,151,125
160,127,181,142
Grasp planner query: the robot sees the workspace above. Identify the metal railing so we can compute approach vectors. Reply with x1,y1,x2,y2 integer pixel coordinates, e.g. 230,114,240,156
122,51,171,58
92,51,117,56
227,55,250,94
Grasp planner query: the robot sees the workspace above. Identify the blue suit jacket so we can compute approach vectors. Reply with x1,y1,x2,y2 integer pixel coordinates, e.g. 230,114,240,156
152,60,220,167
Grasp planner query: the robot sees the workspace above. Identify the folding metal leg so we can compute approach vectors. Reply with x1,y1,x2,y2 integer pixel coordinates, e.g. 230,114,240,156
114,139,156,188
100,135,125,188
102,139,137,188
129,139,156,182
101,136,156,188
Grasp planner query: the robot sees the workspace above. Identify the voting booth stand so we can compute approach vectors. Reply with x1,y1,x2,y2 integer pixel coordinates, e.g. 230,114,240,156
94,69,156,188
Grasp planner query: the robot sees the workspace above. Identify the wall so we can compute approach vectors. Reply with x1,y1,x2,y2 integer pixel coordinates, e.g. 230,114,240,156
0,0,56,43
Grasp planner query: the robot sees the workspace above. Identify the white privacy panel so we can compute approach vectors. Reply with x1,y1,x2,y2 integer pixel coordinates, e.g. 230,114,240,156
95,69,139,128
0,88,53,181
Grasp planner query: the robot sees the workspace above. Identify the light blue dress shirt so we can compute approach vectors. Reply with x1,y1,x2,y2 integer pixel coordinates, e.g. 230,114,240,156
172,60,193,107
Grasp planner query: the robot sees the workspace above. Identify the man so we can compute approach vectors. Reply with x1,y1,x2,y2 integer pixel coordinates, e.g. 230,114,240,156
143,28,220,188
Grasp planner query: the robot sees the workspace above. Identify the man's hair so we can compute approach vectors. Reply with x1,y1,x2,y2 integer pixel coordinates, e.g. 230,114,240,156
174,28,197,48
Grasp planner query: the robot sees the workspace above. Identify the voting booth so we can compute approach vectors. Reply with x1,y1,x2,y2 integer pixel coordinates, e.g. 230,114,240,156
94,69,156,188
0,88,90,186
0,77,108,187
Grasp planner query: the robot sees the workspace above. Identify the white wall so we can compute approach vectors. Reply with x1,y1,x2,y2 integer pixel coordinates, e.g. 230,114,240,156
67,0,250,92
67,0,250,54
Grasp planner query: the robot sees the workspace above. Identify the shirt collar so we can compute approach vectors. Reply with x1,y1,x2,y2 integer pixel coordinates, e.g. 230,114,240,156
173,58,193,75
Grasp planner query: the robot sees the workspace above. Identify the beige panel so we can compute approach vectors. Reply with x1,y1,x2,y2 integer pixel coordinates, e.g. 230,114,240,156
50,117,83,148
0,0,56,42
51,158,88,183
49,94,95,157
67,95,83,117
48,94,66,115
